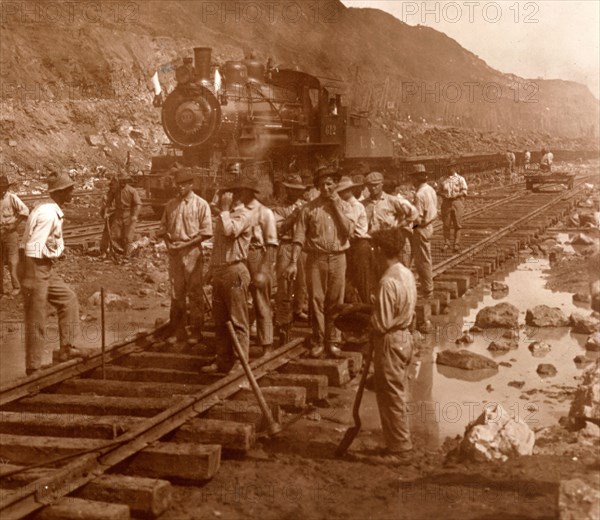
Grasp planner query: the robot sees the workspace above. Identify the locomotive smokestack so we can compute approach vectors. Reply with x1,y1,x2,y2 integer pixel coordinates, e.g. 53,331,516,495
194,47,212,83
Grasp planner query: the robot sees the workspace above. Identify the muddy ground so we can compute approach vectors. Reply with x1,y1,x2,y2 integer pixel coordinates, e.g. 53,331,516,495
1,182,599,520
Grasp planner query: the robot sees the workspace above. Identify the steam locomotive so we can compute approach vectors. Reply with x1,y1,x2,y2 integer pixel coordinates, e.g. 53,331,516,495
141,47,394,213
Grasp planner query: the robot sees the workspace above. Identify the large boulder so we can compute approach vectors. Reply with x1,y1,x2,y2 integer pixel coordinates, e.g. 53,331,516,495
568,359,600,429
570,313,600,334
558,479,600,520
487,340,518,353
475,303,519,329
528,341,552,357
525,305,569,327
437,349,498,370
491,281,509,292
585,332,600,352
459,403,535,462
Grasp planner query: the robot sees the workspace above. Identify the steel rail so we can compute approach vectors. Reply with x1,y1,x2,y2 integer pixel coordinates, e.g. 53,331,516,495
0,338,307,519
432,179,589,277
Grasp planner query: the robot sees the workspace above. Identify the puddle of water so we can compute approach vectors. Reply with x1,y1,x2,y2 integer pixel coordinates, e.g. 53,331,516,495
0,307,168,385
356,257,598,449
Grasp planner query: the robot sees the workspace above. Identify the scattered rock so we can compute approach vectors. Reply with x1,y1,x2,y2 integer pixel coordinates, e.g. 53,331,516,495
508,380,525,389
86,134,105,147
469,325,483,333
87,291,131,310
486,384,494,392
138,288,152,296
502,329,519,340
568,360,600,429
155,317,167,328
584,332,600,352
455,332,474,345
574,355,593,366
437,349,498,370
570,312,600,334
528,341,552,356
144,270,168,285
459,403,535,462
573,292,592,304
499,361,512,368
570,233,595,245
536,363,557,377
475,303,519,329
558,478,600,520
491,281,509,292
578,421,600,440
525,305,569,327
487,340,518,353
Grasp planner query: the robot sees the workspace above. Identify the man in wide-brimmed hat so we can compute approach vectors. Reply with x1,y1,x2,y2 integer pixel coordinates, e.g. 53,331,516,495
286,165,354,358
274,174,310,343
202,178,259,374
19,171,88,376
159,166,212,342
104,171,141,257
0,174,29,296
409,164,437,299
440,160,468,252
369,227,417,462
336,175,371,303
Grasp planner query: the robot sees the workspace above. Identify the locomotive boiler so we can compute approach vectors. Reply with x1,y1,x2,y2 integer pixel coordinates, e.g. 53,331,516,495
142,47,394,213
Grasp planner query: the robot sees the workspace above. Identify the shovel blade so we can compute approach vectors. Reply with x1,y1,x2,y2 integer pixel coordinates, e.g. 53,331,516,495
335,425,360,457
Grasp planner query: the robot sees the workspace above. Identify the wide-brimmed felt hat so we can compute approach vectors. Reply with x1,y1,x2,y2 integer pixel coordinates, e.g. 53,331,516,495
336,176,362,193
175,167,195,185
47,171,75,193
365,171,384,184
448,159,460,168
282,174,307,190
0,175,11,189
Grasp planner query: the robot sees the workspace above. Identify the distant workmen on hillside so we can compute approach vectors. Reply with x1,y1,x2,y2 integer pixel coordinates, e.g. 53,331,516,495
1,175,29,297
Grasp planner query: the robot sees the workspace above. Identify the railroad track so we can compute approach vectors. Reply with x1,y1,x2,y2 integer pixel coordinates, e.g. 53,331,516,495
0,172,596,519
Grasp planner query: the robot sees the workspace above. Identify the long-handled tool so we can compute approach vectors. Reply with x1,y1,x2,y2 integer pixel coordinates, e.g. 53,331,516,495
226,321,282,437
335,339,375,457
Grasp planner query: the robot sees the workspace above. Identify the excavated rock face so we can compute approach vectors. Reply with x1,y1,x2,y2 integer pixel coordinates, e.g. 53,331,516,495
568,359,600,429
570,313,600,334
459,403,535,462
436,349,498,370
525,305,569,328
475,303,519,329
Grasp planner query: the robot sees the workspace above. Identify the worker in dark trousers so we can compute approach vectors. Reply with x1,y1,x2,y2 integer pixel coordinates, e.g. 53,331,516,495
410,164,438,299
1,175,29,296
105,173,141,257
19,172,88,376
203,180,257,374
440,161,468,253
336,176,371,303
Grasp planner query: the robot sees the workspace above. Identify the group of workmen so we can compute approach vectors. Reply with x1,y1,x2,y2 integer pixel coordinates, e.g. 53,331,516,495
0,162,469,460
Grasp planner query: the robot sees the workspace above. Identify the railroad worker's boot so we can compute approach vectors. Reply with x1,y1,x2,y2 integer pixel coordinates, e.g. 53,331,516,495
262,344,274,356
309,343,325,358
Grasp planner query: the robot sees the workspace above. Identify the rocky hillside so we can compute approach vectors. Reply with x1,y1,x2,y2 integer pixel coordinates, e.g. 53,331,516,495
0,0,598,177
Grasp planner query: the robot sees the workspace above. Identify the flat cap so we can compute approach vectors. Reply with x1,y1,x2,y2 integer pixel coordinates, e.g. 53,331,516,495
365,171,384,184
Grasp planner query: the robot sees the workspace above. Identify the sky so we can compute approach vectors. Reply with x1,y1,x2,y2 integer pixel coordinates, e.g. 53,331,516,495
341,0,600,98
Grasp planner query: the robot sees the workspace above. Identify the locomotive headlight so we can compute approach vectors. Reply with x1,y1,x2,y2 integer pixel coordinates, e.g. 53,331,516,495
176,65,192,84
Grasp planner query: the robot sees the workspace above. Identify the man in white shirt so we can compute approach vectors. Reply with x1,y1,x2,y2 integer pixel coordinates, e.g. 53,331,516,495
540,148,553,172
440,162,468,252
19,171,85,376
1,175,29,296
